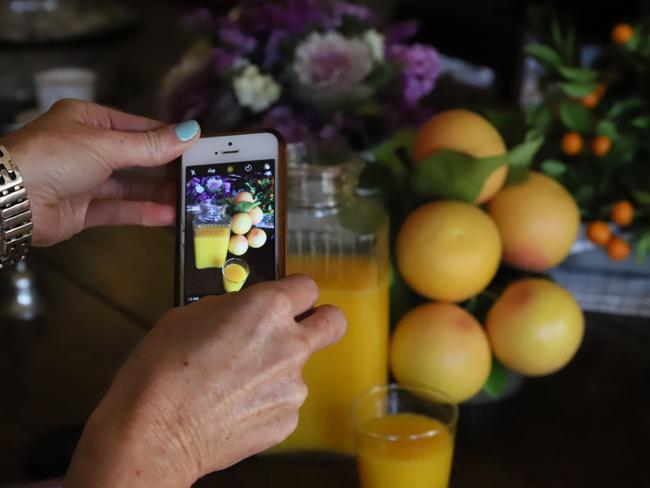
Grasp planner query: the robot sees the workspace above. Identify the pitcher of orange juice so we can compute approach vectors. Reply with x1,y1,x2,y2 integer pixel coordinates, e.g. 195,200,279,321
276,144,390,455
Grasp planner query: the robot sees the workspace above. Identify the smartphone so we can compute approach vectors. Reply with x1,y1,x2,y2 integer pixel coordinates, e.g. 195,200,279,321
177,130,286,305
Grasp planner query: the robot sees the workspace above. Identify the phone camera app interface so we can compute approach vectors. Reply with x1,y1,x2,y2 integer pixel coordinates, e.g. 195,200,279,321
184,160,275,303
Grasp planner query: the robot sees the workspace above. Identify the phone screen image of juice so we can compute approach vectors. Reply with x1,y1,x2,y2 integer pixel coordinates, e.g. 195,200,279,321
184,160,275,303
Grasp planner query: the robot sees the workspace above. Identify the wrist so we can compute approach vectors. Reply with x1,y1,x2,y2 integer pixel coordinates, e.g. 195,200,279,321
65,390,199,488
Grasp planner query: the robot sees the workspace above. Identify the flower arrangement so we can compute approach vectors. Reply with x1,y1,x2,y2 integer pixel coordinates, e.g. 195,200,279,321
516,18,650,261
161,0,440,150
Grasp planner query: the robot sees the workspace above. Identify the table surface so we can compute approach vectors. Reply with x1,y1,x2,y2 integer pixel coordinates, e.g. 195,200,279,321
1,226,649,487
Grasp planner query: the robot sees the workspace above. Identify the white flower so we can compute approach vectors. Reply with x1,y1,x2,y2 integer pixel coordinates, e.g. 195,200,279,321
363,29,385,62
293,31,373,95
232,65,281,113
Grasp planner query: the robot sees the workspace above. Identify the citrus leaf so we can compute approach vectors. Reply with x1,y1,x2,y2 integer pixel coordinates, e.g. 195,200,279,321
596,120,618,140
232,201,259,213
362,129,415,193
409,150,508,203
559,100,591,132
557,65,599,82
606,97,645,119
633,190,650,206
483,359,509,398
635,231,650,262
540,159,568,177
631,115,650,129
508,131,545,169
524,43,562,67
560,81,598,97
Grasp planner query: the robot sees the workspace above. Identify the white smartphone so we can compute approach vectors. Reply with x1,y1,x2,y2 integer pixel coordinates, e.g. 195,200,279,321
176,130,286,305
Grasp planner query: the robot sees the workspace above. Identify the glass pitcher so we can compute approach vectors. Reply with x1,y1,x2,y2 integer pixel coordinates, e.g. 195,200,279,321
278,144,390,455
193,201,231,269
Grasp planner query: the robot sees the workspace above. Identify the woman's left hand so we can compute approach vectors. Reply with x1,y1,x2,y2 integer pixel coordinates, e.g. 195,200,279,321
1,99,201,246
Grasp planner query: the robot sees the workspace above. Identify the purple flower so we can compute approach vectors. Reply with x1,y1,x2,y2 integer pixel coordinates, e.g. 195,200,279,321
239,0,331,35
390,43,440,107
294,32,373,95
212,47,237,73
387,21,419,44
263,29,289,70
261,105,313,143
206,177,223,193
219,27,257,53
332,2,374,23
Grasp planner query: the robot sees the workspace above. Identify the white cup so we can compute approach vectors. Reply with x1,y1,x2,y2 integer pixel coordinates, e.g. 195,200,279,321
34,67,97,112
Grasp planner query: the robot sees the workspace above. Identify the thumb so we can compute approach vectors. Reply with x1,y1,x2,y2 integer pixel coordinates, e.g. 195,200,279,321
108,120,201,169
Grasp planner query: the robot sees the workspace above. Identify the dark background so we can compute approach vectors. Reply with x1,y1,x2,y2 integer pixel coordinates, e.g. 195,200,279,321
1,0,649,486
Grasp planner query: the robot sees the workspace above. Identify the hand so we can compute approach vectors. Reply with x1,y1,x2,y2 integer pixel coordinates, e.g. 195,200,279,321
64,275,347,488
0,99,201,246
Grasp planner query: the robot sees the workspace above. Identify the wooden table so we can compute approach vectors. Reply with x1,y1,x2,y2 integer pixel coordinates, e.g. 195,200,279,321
1,226,649,487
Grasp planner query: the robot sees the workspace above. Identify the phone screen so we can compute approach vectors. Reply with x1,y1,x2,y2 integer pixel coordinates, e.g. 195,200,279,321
181,158,277,304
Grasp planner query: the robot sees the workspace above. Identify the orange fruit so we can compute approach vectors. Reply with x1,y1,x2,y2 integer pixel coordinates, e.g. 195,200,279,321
561,132,583,156
580,84,606,108
606,237,630,261
591,135,612,157
612,23,634,45
487,172,580,272
412,109,508,203
486,278,584,377
586,220,612,245
396,201,502,302
611,200,634,227
390,302,492,402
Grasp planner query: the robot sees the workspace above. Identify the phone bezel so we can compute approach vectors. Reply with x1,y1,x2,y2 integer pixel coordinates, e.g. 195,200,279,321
176,129,286,305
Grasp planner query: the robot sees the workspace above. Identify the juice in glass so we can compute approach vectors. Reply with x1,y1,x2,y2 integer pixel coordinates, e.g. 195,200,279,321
193,202,231,269
279,254,389,454
223,258,249,292
353,384,458,488
194,226,230,269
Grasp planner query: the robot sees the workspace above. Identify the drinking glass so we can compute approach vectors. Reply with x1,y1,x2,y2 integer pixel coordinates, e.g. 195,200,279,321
352,384,459,488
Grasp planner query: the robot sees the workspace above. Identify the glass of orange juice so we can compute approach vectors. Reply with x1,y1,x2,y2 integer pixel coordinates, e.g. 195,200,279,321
352,384,458,488
222,258,249,292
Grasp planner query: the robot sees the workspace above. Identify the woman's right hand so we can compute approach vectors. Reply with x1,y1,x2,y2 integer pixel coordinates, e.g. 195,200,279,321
64,275,346,488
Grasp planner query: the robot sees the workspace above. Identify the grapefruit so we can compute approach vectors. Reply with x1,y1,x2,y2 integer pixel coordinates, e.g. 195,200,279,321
396,201,502,302
234,191,254,204
487,171,580,272
390,302,492,402
486,278,584,376
246,227,267,248
228,235,249,256
413,109,509,203
231,212,253,235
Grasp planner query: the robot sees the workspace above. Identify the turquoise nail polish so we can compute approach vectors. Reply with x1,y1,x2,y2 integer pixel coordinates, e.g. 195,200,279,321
174,120,200,142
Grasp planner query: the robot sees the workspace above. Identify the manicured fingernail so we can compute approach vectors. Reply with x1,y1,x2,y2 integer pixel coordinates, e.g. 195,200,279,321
174,120,200,142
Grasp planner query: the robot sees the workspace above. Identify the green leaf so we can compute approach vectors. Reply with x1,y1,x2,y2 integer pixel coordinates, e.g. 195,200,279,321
631,115,650,129
508,131,545,169
559,100,591,132
596,119,618,140
524,43,562,67
409,150,508,203
557,65,599,82
633,190,650,206
606,97,645,119
635,231,650,262
541,159,568,177
526,104,551,130
363,129,415,192
232,201,259,214
483,359,509,398
560,81,598,97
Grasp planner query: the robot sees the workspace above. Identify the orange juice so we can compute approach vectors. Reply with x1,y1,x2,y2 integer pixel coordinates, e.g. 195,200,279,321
194,226,230,269
223,261,248,292
357,413,454,488
277,254,389,454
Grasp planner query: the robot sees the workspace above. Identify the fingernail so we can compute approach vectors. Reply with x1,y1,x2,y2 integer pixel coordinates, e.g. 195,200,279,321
174,120,200,142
